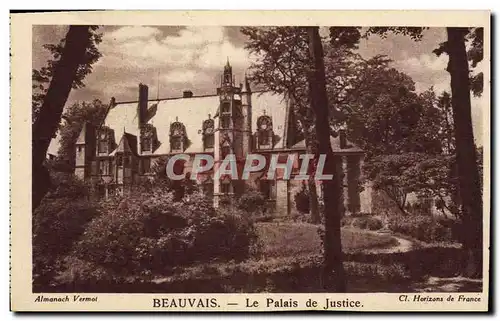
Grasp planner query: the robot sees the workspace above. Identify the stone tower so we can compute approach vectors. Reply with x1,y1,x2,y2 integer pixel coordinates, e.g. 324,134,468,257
213,60,243,207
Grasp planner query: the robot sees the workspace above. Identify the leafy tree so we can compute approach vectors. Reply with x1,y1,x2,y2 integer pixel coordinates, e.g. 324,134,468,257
32,26,102,210
33,171,98,289
149,156,197,200
241,27,321,222
241,26,361,224
366,153,459,217
55,99,108,171
365,27,484,277
340,57,444,157
32,27,102,124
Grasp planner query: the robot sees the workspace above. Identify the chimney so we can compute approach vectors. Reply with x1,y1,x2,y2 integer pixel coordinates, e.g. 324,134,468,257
339,129,347,149
109,97,116,109
138,83,148,126
183,90,193,98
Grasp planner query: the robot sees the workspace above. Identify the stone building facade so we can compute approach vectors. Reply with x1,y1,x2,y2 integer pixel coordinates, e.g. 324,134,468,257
74,62,367,215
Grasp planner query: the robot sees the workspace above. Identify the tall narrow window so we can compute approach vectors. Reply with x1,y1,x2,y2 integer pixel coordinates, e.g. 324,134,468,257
142,137,151,152
97,126,115,154
203,179,214,197
256,115,273,148
170,120,186,153
221,102,230,113
259,180,272,200
116,155,123,166
142,158,151,173
202,118,215,150
221,115,230,129
98,131,108,154
99,160,108,175
221,182,231,194
140,124,158,153
221,146,231,159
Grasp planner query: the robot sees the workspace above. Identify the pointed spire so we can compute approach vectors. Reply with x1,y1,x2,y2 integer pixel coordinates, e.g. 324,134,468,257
224,57,232,73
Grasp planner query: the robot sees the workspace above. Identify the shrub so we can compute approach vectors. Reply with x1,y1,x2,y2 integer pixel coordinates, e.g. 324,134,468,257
387,214,454,243
72,190,258,276
294,185,310,214
366,217,384,231
236,189,266,214
352,217,368,229
344,262,410,282
350,216,384,231
33,173,98,288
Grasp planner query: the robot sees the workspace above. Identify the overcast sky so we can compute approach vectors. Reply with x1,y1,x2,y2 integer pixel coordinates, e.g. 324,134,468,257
32,26,485,153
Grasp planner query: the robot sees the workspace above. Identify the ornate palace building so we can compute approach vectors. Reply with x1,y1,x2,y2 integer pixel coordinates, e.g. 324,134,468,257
74,61,369,215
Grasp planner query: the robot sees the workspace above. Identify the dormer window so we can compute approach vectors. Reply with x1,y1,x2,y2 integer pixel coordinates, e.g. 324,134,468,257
256,115,273,149
202,117,215,150
140,123,159,153
98,131,108,154
142,137,151,152
97,126,115,155
171,138,182,151
170,119,187,153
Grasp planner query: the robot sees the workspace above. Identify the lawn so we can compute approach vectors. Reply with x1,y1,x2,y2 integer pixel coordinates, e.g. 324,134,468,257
256,222,398,259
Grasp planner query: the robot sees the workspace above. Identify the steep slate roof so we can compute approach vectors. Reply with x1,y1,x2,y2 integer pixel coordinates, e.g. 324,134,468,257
109,132,138,156
291,136,363,154
103,91,289,155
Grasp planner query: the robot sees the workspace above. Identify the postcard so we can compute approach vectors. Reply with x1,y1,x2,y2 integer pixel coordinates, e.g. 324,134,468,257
10,10,490,312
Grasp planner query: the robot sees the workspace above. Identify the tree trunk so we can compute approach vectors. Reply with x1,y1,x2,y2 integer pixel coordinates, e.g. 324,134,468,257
305,136,321,224
446,27,483,277
308,176,321,223
32,26,92,210
306,27,346,292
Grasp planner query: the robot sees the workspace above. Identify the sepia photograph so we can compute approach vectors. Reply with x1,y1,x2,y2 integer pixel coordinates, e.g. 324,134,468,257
10,10,490,311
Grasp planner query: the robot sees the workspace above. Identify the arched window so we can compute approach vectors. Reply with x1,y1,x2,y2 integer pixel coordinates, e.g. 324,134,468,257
202,117,215,150
256,115,273,149
220,133,232,158
170,119,187,153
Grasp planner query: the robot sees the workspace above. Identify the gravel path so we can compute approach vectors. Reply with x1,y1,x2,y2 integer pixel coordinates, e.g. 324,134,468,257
363,233,414,254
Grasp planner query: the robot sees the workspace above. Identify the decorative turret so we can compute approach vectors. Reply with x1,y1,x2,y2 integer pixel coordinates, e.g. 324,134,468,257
214,59,243,208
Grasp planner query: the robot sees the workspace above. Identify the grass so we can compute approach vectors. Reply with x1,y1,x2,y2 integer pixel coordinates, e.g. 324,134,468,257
256,222,397,259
